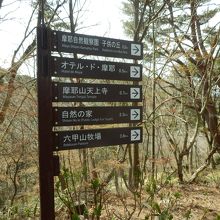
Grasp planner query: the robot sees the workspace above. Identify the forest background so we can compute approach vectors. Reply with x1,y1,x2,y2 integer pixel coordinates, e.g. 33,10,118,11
1,0,220,219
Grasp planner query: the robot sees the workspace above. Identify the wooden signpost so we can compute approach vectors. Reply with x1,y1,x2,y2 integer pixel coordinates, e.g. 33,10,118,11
37,26,143,219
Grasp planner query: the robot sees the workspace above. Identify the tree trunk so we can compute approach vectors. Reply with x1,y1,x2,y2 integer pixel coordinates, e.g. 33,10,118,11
177,155,184,183
0,0,3,9
130,0,141,189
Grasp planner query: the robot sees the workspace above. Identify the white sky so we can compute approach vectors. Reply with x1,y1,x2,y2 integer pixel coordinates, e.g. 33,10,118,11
0,0,220,72
84,0,126,38
0,0,126,69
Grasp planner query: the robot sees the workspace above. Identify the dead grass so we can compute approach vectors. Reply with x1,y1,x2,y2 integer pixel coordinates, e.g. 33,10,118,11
97,183,220,220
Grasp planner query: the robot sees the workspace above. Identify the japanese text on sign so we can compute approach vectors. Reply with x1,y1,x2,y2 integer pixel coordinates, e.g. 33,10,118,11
50,57,142,81
63,132,102,144
61,34,122,49
61,34,100,46
53,127,143,150
60,60,116,72
62,86,108,96
53,106,143,126
52,83,142,102
61,110,93,120
52,30,143,59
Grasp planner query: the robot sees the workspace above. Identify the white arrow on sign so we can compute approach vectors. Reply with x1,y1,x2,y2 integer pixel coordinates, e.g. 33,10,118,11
130,66,141,78
131,129,141,141
130,88,140,99
130,109,141,121
131,44,141,56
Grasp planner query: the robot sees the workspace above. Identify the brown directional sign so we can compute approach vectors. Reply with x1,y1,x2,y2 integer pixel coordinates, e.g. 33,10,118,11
53,127,142,150
50,56,142,81
52,82,142,102
53,106,142,126
50,30,143,59
37,26,144,220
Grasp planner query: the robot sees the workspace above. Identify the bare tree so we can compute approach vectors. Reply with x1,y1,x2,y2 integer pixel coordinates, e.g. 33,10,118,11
0,0,3,9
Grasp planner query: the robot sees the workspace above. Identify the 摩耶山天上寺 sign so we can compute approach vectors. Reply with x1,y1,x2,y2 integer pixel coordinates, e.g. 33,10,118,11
52,82,142,102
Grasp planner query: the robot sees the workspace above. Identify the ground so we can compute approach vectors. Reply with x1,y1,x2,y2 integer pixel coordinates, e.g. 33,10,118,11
98,183,220,220
171,184,220,220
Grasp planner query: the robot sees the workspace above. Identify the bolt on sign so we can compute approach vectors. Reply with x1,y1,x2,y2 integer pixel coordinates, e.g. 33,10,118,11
50,30,143,59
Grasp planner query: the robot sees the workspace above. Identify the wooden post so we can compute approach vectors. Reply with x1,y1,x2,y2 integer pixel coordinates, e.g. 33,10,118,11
37,25,55,220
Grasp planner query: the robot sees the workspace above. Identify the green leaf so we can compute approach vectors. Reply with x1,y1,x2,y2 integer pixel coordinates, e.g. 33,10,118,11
215,214,220,220
173,192,181,199
160,210,173,220
83,208,89,217
94,205,102,217
183,210,192,219
91,178,100,189
152,202,161,214
71,213,80,220
152,178,157,193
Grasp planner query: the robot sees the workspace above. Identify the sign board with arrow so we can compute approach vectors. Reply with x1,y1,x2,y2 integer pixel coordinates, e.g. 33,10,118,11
37,26,144,220
50,30,143,60
52,82,142,102
50,56,142,81
53,127,143,150
53,106,142,126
